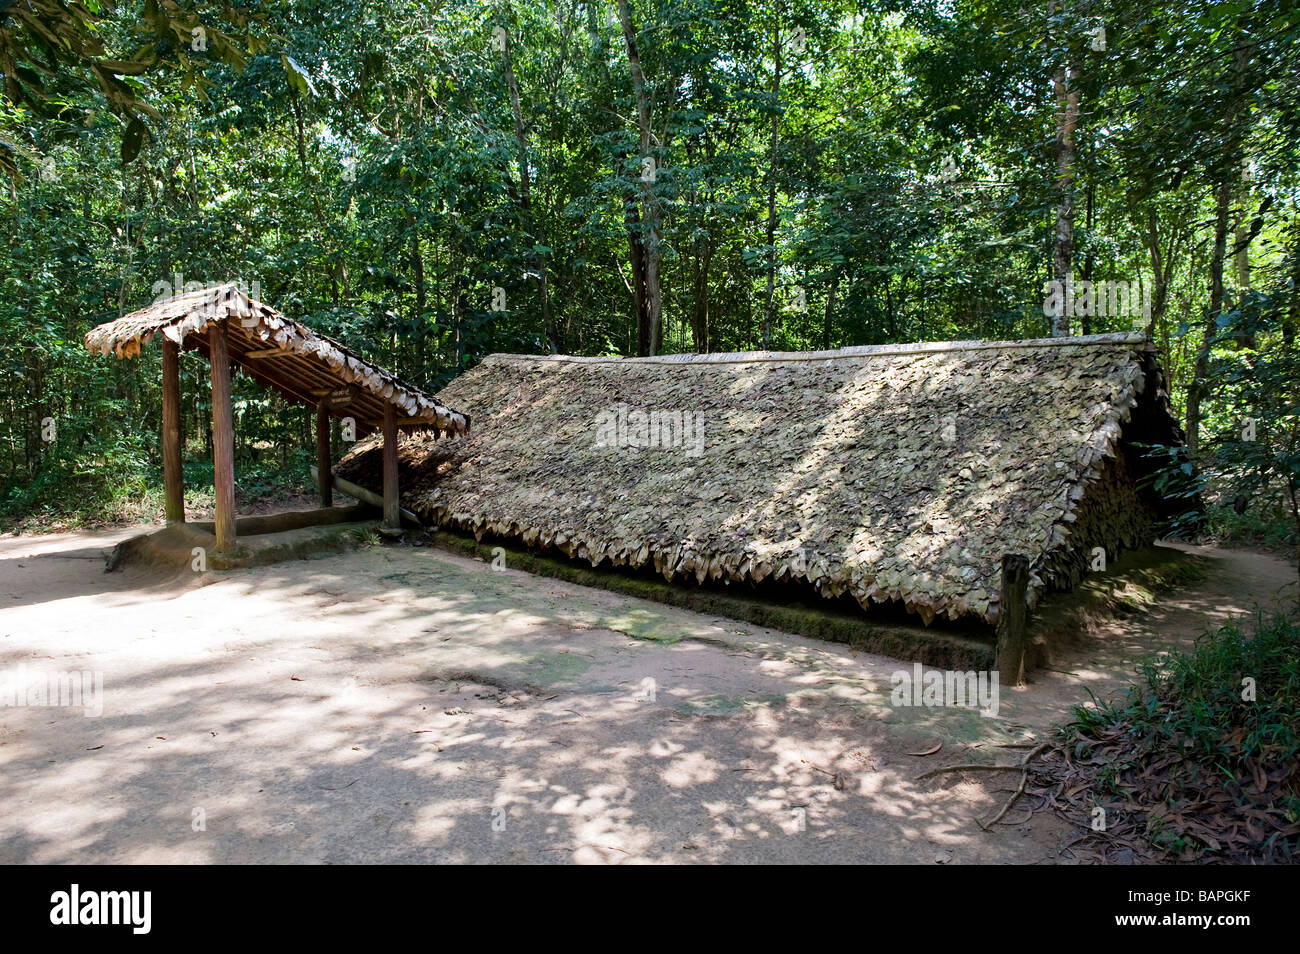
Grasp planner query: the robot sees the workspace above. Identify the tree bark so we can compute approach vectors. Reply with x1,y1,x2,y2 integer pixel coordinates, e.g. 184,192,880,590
690,233,712,353
624,192,652,355
1050,62,1080,338
618,0,663,356
762,14,783,350
1186,176,1234,455
823,267,841,350
1188,40,1256,448
1143,207,1175,338
502,19,560,353
1286,219,1300,347
408,209,427,369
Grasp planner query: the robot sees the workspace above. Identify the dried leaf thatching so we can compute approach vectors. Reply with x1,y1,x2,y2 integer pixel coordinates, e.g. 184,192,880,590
84,283,469,435
336,333,1186,624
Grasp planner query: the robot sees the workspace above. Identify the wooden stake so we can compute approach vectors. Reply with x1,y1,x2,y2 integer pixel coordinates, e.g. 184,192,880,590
995,554,1030,686
209,321,236,553
316,403,333,508
382,403,400,530
161,339,185,524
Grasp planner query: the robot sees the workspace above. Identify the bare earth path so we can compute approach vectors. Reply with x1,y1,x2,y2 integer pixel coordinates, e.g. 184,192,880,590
0,526,1294,864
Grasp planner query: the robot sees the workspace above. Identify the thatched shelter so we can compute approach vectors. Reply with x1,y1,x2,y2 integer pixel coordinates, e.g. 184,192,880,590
85,283,468,552
335,332,1189,627
85,284,469,434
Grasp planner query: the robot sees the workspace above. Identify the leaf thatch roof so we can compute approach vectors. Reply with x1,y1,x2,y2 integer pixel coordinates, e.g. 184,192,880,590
85,283,469,436
336,332,1186,624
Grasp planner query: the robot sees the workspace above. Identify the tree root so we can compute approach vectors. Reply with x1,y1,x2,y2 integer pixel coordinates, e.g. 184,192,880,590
978,742,1051,831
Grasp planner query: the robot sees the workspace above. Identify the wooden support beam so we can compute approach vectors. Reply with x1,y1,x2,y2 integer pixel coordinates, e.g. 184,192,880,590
316,403,333,508
161,339,185,524
382,403,400,530
995,554,1030,687
242,347,284,359
209,322,237,553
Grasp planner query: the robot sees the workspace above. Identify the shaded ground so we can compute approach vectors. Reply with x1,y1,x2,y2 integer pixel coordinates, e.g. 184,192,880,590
0,524,1293,864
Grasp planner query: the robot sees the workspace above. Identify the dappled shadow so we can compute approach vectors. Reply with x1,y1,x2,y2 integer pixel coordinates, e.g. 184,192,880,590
0,533,1079,864
5,528,1287,863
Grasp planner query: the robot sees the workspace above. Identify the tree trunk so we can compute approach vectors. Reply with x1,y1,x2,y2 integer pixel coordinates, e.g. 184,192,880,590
408,209,427,371
1143,207,1173,338
502,20,560,353
823,267,841,350
23,340,43,479
293,98,340,306
618,0,663,355
1186,176,1234,455
762,15,783,350
1287,219,1300,347
624,192,652,356
690,234,712,353
1050,62,1080,338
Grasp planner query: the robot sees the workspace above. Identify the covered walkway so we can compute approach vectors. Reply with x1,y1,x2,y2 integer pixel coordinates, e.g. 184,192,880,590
84,283,469,554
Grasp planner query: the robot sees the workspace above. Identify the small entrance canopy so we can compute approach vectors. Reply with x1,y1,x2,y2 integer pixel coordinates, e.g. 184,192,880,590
85,283,469,553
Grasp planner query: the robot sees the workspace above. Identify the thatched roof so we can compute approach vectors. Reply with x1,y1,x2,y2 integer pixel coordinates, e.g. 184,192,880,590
336,332,1186,624
85,283,469,436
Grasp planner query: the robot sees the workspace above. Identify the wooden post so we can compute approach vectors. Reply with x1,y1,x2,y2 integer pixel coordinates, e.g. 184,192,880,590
995,554,1030,687
316,403,333,508
209,321,237,553
161,339,185,524
381,403,400,530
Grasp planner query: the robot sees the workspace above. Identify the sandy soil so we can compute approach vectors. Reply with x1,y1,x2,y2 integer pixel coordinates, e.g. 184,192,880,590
0,525,1294,864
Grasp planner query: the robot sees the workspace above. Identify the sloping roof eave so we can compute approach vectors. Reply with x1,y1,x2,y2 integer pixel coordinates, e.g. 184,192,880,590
84,283,469,435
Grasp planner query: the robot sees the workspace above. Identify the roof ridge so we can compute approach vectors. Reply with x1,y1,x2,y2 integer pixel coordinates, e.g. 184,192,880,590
483,331,1149,367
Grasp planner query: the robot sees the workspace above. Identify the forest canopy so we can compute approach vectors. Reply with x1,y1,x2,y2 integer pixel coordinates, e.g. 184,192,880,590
1,0,1298,549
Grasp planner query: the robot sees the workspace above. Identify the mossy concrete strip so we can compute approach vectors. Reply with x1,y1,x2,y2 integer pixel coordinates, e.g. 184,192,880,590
106,520,378,572
423,529,996,671
422,530,1212,674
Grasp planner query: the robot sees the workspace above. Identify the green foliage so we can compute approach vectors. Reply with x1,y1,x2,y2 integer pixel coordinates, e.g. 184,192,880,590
0,0,1298,532
0,0,268,174
1066,613,1300,861
1199,288,1300,562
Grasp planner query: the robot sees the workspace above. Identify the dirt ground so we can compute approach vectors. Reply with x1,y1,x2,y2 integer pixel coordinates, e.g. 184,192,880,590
0,522,1294,864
